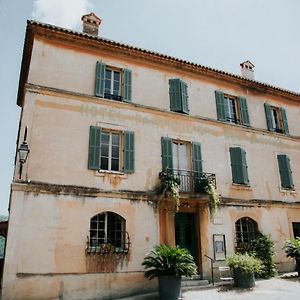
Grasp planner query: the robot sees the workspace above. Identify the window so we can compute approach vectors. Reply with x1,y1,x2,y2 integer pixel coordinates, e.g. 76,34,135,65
224,95,239,124
95,61,132,102
277,154,294,189
229,147,249,185
215,91,250,126
264,103,289,134
89,212,126,251
235,217,258,252
169,79,189,114
88,126,134,173
100,131,120,171
161,137,203,192
104,68,121,100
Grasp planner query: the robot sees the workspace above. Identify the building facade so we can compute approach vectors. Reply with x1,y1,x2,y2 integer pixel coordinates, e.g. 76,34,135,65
2,14,300,300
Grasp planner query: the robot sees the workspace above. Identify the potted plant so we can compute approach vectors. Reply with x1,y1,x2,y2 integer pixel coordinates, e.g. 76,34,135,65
226,253,262,288
142,244,197,299
283,237,300,276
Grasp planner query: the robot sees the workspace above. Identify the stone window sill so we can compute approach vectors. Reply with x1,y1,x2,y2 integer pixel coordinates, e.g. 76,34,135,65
231,183,252,191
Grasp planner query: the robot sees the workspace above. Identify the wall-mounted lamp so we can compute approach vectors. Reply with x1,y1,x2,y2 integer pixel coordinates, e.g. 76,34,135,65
17,126,30,179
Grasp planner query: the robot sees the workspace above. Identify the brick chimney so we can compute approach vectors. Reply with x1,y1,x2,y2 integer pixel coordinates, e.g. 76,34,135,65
240,60,255,80
81,13,101,36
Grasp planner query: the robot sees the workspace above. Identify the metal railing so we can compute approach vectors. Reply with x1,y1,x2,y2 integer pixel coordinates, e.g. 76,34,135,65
160,169,216,193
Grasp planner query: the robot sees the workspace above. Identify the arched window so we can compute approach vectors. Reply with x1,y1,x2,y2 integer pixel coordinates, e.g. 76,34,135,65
235,217,258,252
89,212,126,251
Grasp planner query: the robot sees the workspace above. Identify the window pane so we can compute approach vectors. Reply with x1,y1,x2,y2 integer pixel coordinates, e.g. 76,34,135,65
111,159,119,171
90,221,97,229
112,145,119,158
105,69,112,79
101,157,109,170
112,134,120,145
101,144,109,157
101,133,109,144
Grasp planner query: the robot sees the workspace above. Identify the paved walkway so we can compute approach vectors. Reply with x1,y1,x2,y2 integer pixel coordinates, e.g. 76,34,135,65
184,276,300,300
120,274,300,300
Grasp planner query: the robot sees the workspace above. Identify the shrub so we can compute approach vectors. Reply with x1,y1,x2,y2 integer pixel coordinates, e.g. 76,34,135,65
283,237,300,260
226,253,263,275
249,233,277,278
142,244,197,279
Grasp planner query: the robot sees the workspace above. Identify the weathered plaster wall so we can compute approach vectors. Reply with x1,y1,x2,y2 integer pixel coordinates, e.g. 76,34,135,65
2,190,158,299
18,91,300,203
27,39,300,136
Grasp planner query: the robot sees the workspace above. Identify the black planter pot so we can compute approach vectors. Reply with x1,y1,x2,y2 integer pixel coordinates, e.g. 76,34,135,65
296,259,300,277
233,267,255,288
158,275,181,300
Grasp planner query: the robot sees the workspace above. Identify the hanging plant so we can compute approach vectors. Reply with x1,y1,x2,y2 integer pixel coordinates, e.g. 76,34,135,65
198,175,220,218
159,169,181,212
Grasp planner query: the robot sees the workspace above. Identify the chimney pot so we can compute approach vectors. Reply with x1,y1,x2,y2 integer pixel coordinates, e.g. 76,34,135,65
81,13,101,36
240,60,255,80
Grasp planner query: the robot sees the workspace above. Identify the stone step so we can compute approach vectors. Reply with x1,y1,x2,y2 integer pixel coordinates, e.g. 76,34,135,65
181,278,210,287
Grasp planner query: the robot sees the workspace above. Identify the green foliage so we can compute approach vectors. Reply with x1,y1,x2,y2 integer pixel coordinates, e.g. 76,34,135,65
142,244,197,280
160,170,181,212
0,236,5,259
249,233,277,278
226,253,263,275
283,237,300,259
198,175,220,217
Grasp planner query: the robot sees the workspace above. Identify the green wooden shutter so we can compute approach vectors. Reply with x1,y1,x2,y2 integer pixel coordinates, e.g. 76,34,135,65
88,126,101,170
95,62,106,97
161,137,173,170
280,108,289,135
264,103,274,131
192,142,202,192
239,96,250,126
122,69,132,103
277,154,294,189
169,79,182,112
181,81,189,114
215,91,227,121
230,147,249,184
123,131,134,173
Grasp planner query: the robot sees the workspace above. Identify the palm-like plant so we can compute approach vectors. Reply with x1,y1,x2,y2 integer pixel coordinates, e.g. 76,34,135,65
284,237,300,259
142,244,197,280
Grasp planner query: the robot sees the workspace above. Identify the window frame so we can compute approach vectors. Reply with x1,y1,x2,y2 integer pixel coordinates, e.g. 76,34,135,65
104,66,122,101
89,212,126,252
235,217,258,252
100,130,122,172
224,94,241,125
270,106,284,133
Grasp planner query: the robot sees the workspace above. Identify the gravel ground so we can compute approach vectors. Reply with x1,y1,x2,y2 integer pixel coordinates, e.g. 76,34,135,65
183,276,300,300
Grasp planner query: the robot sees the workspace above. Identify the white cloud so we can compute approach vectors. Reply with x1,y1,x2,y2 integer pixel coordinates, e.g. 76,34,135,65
32,0,92,30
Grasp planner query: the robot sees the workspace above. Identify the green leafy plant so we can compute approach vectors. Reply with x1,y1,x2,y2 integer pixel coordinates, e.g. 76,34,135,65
249,233,277,278
198,175,220,217
226,253,263,275
283,237,300,259
159,169,181,212
142,244,197,279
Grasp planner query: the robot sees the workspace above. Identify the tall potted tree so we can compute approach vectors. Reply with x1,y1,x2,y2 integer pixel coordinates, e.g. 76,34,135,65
142,244,197,300
283,237,300,277
226,253,262,288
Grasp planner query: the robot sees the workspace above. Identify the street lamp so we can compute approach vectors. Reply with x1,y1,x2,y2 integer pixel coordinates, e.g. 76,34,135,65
17,127,30,179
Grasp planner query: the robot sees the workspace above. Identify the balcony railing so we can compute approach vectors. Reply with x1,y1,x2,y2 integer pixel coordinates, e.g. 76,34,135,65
160,169,216,193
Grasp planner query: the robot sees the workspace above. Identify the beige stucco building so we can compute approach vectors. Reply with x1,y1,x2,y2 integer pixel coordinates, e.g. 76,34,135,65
2,13,300,299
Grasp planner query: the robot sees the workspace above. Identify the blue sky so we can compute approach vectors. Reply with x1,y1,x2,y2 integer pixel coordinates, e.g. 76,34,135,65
0,0,299,215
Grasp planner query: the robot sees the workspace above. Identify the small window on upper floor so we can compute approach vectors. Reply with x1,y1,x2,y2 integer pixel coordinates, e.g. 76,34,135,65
95,62,132,103
264,103,289,134
169,79,189,114
215,91,250,126
88,126,134,173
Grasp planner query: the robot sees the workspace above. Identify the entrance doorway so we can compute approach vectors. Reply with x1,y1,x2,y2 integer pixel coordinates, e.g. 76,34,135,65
292,222,300,238
175,213,198,265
